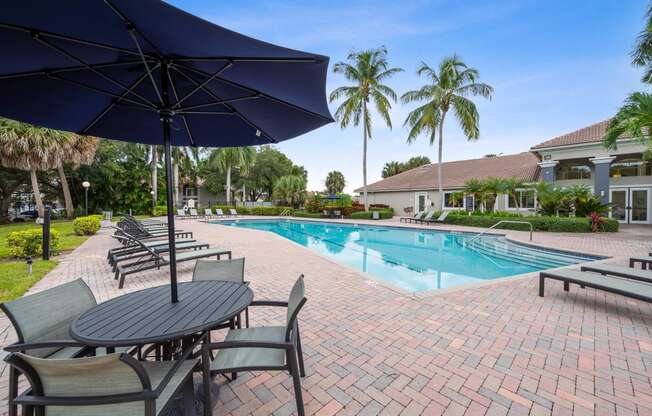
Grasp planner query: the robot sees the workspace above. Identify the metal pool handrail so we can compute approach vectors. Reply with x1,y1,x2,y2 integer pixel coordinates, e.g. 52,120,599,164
463,220,533,246
279,208,292,217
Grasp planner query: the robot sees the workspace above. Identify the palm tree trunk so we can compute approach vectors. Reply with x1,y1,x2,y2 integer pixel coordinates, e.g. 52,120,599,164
437,111,447,211
173,160,179,206
362,100,369,211
30,169,45,218
242,183,246,202
151,146,158,211
57,163,74,219
225,165,231,204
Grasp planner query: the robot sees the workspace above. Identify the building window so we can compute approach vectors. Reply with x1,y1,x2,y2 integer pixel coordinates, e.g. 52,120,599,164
443,191,464,209
556,164,592,180
610,158,652,178
507,190,536,209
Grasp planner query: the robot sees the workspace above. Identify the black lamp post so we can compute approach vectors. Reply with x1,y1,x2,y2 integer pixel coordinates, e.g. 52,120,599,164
82,181,90,216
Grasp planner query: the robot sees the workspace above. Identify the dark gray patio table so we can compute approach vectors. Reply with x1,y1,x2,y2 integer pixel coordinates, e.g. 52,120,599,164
71,281,253,349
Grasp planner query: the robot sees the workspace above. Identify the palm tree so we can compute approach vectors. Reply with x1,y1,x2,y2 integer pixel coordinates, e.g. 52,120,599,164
381,161,403,178
401,56,493,211
0,118,68,217
631,4,652,83
499,177,525,213
149,145,160,211
603,92,652,158
325,171,346,194
329,46,402,210
172,146,200,205
273,175,306,207
58,135,99,218
208,147,255,204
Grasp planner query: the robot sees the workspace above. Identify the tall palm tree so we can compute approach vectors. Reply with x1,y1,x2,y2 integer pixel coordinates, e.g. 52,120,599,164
0,118,68,217
58,135,99,218
209,147,255,203
401,56,493,211
498,177,525,213
632,4,652,83
329,46,402,210
325,171,346,194
603,92,652,158
172,146,200,205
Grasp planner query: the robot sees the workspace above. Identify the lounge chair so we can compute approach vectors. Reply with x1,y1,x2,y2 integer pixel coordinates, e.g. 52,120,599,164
109,235,210,271
424,210,449,225
201,275,307,416
214,208,225,218
107,234,196,261
115,241,232,289
414,210,435,224
229,208,239,217
372,211,380,220
114,222,193,240
189,208,199,219
539,268,652,302
5,350,198,416
193,258,249,327
0,279,134,416
581,263,652,283
176,209,188,220
204,208,214,221
630,255,652,270
400,211,423,223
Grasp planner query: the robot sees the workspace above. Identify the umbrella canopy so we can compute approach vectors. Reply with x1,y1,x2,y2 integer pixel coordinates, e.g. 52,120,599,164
0,0,333,302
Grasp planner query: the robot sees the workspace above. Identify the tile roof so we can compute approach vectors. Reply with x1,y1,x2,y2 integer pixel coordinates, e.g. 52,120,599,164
356,152,541,193
531,119,626,150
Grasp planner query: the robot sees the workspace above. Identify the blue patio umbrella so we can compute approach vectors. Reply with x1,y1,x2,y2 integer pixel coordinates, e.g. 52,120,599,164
0,0,333,302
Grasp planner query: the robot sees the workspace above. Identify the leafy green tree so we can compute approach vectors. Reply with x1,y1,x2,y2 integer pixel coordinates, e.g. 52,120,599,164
381,161,403,178
241,146,304,201
329,46,402,210
273,175,306,207
207,147,255,203
404,156,431,170
498,177,526,213
325,171,346,194
603,92,652,159
402,56,493,210
381,156,431,178
0,167,28,223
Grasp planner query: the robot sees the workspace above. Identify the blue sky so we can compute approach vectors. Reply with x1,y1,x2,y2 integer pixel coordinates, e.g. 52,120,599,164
169,0,648,193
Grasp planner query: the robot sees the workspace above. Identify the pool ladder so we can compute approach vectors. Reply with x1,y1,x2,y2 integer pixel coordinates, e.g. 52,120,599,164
279,208,292,219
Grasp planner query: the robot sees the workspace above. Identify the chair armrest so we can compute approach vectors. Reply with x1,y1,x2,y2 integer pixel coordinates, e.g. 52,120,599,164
4,340,87,352
152,333,205,395
249,300,288,307
202,340,293,351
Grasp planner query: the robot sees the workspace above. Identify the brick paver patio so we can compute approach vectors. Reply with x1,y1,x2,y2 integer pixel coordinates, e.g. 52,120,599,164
1,217,651,415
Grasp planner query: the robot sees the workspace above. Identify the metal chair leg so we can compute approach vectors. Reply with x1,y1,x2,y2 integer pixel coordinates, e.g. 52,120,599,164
296,328,306,377
8,366,18,416
288,348,305,416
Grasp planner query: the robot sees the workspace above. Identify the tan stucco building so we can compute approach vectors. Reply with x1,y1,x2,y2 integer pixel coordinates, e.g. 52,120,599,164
356,120,652,224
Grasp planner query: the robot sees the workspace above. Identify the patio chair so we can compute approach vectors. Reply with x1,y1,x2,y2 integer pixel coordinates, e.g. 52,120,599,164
109,235,210,272
115,242,232,289
0,279,134,416
214,208,225,218
581,264,652,283
189,208,199,219
400,211,423,223
630,255,652,270
229,208,239,217
4,351,198,416
176,209,188,220
201,275,307,416
414,210,435,224
539,268,652,302
193,258,249,327
424,210,449,225
204,208,214,221
372,211,380,220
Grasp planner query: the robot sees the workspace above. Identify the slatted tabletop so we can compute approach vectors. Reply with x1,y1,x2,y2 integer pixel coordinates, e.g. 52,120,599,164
71,281,253,347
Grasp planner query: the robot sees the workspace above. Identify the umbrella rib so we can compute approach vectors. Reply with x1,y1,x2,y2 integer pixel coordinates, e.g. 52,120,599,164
81,66,159,134
103,0,163,56
0,22,145,58
171,57,318,63
172,61,233,109
168,76,196,147
173,62,332,122
125,28,163,105
0,60,149,80
33,34,158,109
170,65,276,143
176,95,259,112
176,111,234,115
45,72,155,109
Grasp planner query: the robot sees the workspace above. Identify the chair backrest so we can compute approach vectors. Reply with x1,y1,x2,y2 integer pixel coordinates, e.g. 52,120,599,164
192,258,245,283
437,211,450,221
190,209,198,216
285,275,307,342
413,211,423,218
215,208,224,215
1,280,96,357
7,352,151,415
372,211,380,220
177,209,185,216
205,208,212,215
230,209,238,215
423,210,435,220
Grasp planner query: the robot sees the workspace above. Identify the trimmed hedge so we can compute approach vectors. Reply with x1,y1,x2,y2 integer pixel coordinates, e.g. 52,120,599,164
7,229,61,258
72,215,102,236
350,209,394,220
153,205,168,216
292,210,323,218
444,213,619,232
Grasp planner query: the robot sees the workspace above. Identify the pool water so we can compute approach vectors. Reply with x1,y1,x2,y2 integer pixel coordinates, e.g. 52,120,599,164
218,219,598,293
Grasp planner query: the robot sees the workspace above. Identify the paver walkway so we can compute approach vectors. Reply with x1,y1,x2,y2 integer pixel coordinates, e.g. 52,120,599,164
1,218,651,415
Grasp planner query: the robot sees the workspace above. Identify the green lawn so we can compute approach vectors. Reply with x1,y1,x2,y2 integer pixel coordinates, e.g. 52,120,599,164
0,220,88,259
0,259,58,302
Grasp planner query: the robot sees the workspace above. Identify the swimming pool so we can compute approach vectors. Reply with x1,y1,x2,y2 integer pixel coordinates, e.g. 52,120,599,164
218,219,599,293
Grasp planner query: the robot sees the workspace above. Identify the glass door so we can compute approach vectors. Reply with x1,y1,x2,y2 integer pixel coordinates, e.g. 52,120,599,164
415,192,428,213
610,190,628,222
630,188,649,224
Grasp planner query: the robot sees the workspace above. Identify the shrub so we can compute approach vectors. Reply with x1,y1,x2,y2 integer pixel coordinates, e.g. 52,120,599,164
350,208,394,220
153,205,168,216
443,214,618,232
7,229,60,258
292,210,323,218
73,215,101,235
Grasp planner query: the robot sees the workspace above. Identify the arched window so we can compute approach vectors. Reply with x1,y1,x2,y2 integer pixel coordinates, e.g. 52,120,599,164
610,158,652,177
